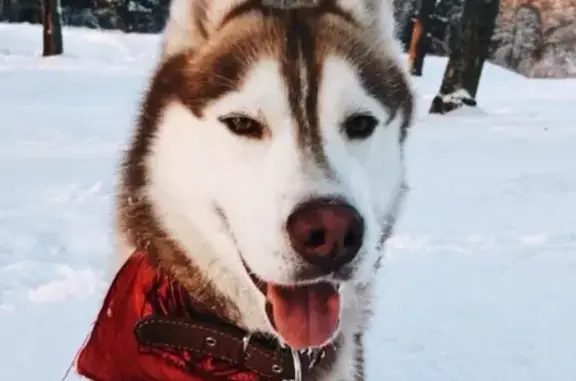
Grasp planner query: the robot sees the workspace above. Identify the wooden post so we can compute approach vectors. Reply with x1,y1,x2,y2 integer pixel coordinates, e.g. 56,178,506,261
408,0,437,76
429,0,500,114
42,0,64,56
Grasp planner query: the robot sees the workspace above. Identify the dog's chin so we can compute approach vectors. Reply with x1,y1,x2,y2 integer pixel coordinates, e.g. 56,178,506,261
241,259,342,350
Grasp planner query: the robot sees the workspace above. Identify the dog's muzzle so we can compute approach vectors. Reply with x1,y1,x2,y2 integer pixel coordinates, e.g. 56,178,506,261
239,197,364,350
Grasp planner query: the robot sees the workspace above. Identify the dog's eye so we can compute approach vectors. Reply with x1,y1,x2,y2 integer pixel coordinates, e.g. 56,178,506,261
342,113,379,140
219,115,265,139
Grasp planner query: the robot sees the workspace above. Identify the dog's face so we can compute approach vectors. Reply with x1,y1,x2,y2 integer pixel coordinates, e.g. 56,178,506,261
141,0,412,350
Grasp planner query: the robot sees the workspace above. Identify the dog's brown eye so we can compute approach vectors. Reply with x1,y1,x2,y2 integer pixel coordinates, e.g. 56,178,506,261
219,115,265,139
342,113,379,140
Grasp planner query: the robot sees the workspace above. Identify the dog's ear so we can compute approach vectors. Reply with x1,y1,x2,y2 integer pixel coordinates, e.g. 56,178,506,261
364,0,396,42
336,0,396,38
161,0,205,58
160,0,399,59
161,0,245,59
336,0,403,61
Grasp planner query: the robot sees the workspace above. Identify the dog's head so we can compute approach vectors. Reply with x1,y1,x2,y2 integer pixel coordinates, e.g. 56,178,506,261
136,0,413,350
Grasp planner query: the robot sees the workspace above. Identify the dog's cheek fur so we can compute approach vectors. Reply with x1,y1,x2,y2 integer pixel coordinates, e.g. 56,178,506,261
145,100,274,331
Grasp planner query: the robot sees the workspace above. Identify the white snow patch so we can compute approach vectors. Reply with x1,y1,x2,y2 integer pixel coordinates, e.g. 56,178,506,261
0,304,15,313
27,266,105,304
519,234,549,246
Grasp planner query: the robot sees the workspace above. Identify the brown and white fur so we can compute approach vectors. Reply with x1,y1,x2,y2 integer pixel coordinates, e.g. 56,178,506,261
115,0,413,379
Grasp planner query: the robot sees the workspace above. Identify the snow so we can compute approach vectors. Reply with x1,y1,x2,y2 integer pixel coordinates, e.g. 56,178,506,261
1,23,576,381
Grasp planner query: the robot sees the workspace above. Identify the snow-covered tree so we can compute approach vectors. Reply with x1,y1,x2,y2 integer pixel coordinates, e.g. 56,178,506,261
117,0,169,32
394,0,467,57
430,0,464,55
3,0,171,32
491,11,515,68
510,5,543,74
532,18,576,77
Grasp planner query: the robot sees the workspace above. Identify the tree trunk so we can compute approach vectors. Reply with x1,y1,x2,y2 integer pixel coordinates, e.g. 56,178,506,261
400,13,415,53
42,0,63,56
430,0,500,114
408,0,437,76
0,0,12,21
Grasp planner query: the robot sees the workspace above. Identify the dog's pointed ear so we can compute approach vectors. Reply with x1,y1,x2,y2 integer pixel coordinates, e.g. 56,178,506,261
335,0,396,39
337,0,403,60
368,0,406,60
161,0,208,58
365,0,396,42
161,0,243,59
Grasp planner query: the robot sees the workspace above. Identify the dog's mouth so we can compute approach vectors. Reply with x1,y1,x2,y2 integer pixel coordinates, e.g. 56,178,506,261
242,260,341,350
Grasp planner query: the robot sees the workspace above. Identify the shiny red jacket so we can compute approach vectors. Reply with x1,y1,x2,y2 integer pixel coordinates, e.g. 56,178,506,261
75,251,259,381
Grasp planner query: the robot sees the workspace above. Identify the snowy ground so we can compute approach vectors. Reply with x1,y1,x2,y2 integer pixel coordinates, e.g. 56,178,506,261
1,24,575,381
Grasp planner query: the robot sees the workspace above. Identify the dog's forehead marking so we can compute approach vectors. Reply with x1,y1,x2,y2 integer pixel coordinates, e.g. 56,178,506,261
262,0,321,9
279,10,331,172
214,2,356,172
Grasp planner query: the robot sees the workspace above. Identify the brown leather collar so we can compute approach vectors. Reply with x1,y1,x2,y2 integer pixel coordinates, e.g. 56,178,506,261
135,316,330,381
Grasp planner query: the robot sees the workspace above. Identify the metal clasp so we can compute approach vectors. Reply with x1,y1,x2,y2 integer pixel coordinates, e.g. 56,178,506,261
285,349,302,381
241,332,253,360
242,333,326,381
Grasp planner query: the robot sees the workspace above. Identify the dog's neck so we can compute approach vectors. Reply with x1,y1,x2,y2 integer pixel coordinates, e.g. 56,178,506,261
116,189,243,325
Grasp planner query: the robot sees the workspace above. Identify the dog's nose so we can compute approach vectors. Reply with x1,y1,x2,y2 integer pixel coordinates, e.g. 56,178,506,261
286,198,364,271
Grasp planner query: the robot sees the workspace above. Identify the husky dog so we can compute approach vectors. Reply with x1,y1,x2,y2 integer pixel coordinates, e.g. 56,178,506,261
115,0,413,379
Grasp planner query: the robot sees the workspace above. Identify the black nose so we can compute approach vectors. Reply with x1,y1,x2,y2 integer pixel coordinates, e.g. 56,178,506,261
286,198,364,272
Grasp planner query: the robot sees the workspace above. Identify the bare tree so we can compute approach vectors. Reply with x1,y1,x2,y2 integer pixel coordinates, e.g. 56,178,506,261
430,0,500,114
408,0,437,76
42,0,64,56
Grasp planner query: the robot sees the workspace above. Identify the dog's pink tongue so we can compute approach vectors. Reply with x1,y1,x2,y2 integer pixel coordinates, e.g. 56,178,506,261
265,282,340,349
